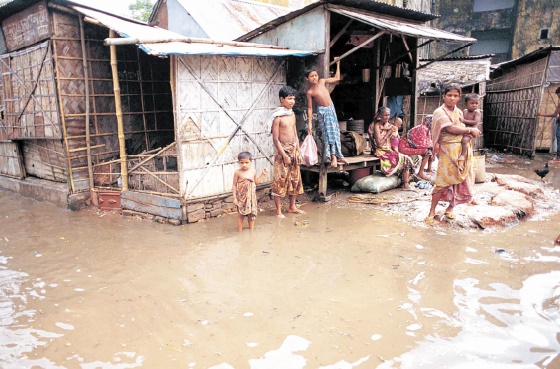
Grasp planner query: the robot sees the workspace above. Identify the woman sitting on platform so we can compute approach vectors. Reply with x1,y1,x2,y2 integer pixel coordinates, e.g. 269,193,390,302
368,106,414,189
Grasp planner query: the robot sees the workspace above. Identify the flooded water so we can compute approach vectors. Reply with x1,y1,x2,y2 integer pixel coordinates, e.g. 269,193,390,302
1,158,560,369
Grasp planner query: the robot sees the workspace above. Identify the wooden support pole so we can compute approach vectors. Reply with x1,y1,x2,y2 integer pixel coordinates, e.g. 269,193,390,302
79,16,94,189
109,29,128,190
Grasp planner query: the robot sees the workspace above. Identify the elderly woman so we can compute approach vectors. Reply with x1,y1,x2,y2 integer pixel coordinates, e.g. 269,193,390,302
425,84,481,224
368,106,414,189
398,115,434,180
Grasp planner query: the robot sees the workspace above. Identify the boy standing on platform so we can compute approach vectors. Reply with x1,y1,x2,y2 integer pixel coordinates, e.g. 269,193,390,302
306,59,349,167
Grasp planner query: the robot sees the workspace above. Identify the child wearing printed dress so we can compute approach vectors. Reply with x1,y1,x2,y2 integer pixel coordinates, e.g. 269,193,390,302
459,93,482,171
232,152,267,231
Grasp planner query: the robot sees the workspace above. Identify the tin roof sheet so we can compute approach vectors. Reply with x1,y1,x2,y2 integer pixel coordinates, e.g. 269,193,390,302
176,0,292,41
330,8,476,43
73,5,313,57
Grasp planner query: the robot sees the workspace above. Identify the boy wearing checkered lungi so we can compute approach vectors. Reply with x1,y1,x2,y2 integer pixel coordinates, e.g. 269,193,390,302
305,60,348,167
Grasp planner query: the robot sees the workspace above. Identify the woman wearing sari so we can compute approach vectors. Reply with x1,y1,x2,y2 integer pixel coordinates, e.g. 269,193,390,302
398,115,434,180
368,107,414,189
425,84,481,225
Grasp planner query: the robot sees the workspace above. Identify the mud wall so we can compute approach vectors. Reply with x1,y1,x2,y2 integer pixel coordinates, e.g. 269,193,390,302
512,0,560,59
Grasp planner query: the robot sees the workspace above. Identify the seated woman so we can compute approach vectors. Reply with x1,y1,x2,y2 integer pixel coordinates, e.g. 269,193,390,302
368,107,414,189
398,115,434,180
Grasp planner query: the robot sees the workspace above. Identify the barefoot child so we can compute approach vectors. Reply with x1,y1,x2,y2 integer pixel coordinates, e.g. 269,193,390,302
306,59,349,167
232,152,267,231
459,93,482,171
271,86,305,218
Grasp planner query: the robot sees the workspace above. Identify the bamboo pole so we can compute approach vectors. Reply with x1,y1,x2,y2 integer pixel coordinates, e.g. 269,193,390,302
79,16,94,189
104,36,289,50
109,29,128,190
52,39,76,193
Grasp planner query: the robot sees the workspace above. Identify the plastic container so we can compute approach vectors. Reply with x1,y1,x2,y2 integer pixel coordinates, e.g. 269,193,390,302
350,167,372,185
474,155,486,183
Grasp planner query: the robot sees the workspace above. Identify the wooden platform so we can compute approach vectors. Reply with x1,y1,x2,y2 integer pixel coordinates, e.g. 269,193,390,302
301,154,380,195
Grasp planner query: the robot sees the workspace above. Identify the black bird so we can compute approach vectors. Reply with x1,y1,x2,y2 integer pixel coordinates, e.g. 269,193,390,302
534,162,549,181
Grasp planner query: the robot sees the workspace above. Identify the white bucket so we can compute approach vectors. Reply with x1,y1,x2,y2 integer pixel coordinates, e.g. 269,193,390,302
474,155,486,183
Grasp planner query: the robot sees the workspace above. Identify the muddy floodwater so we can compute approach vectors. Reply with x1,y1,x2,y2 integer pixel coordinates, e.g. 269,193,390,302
1,159,560,368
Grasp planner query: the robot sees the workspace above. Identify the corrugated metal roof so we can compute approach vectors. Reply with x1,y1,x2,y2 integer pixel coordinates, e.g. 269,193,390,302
177,0,292,41
73,6,313,57
327,0,436,22
330,8,476,43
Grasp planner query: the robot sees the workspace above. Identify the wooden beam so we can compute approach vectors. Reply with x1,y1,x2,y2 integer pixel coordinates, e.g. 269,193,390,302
329,32,385,66
400,35,414,64
329,19,353,48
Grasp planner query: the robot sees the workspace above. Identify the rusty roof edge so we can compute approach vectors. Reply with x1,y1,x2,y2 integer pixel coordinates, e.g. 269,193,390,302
492,45,560,73
237,0,438,42
235,1,323,42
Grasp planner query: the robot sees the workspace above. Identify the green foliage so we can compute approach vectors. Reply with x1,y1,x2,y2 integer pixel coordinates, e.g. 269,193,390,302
128,0,155,22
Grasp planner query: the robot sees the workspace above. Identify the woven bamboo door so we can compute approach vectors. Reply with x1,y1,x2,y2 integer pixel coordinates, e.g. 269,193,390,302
176,55,284,200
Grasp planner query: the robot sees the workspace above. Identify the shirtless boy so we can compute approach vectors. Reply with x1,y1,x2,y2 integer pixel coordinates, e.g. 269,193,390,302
459,93,482,171
306,59,348,167
271,86,305,218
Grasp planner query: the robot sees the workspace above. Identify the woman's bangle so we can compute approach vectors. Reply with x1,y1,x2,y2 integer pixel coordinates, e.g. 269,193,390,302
467,128,471,134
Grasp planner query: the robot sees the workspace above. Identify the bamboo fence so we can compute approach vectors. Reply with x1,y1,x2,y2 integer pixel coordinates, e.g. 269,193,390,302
485,57,547,155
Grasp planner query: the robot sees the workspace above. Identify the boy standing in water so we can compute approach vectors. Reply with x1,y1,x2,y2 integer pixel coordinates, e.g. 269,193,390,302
459,93,482,171
306,59,349,167
271,86,305,218
232,152,267,231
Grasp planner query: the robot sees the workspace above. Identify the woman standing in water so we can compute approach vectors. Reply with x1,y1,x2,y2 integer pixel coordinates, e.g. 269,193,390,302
426,84,481,224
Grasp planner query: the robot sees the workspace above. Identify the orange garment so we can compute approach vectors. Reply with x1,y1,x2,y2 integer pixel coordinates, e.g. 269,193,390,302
236,178,258,218
271,142,303,197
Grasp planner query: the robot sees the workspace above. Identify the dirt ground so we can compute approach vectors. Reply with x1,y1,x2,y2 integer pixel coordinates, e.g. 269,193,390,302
0,153,559,369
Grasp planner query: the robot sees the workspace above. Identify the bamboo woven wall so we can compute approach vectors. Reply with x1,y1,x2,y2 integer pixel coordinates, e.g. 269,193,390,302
176,55,283,200
0,41,61,140
22,139,67,182
51,10,174,193
485,57,547,155
536,84,560,150
0,142,24,178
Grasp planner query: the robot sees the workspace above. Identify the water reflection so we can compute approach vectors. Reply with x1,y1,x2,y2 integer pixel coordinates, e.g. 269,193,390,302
0,253,144,369
378,271,560,368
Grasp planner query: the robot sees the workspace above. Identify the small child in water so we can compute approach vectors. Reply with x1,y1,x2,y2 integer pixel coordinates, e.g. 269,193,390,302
459,93,482,171
232,152,267,231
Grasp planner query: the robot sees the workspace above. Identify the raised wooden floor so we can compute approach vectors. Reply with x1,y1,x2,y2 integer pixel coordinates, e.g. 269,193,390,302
300,154,380,195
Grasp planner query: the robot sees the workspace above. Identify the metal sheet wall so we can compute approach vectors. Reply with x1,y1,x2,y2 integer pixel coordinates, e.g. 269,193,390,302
176,55,283,200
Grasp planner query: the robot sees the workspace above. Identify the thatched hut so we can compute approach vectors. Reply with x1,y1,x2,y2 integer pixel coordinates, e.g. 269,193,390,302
486,46,560,156
0,0,312,224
